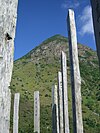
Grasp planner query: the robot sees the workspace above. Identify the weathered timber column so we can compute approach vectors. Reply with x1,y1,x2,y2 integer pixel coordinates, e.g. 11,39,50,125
58,72,64,133
90,0,100,67
13,93,20,133
34,91,40,133
52,85,59,133
0,1,18,133
67,9,83,133
61,51,69,133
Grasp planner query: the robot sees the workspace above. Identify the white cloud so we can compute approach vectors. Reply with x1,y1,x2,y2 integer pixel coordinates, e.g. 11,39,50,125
61,0,80,10
78,5,94,36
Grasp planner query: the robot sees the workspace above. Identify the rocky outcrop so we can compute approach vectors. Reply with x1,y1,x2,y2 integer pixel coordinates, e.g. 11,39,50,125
0,0,18,132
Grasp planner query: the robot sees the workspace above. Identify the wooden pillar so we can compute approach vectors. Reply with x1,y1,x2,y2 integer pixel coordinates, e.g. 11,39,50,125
52,85,59,133
34,91,40,133
67,9,83,133
61,51,69,133
58,72,64,133
90,0,100,67
13,93,20,133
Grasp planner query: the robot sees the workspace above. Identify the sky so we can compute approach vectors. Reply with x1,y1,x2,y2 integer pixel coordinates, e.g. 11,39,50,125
14,0,96,60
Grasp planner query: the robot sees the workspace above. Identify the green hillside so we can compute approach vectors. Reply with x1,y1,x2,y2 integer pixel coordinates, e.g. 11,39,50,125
10,35,100,133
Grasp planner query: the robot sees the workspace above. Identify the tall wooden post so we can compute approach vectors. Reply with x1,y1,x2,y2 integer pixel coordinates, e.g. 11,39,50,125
0,1,18,132
34,91,40,133
67,9,83,133
90,0,100,67
58,72,64,133
13,93,20,133
61,51,69,133
52,85,59,133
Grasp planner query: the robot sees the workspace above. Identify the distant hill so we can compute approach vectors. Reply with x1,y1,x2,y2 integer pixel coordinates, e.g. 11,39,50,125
10,35,100,133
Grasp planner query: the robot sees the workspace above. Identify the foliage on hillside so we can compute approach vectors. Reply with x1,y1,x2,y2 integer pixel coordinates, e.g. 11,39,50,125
10,35,100,133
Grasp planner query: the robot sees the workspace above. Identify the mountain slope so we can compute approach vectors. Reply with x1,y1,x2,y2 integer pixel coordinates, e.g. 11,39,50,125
10,35,100,133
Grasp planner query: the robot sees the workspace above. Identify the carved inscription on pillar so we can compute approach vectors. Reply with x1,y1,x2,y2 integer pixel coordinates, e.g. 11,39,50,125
34,91,40,133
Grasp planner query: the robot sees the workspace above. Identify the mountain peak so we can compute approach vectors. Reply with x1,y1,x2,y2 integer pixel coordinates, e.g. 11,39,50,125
42,34,67,44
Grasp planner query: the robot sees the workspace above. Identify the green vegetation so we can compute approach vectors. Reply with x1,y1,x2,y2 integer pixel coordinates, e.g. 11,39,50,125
10,35,100,133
